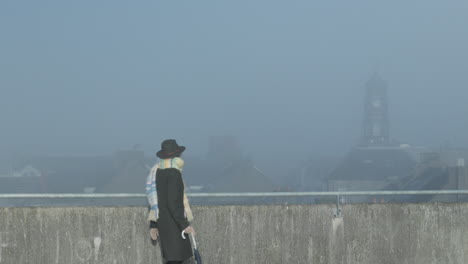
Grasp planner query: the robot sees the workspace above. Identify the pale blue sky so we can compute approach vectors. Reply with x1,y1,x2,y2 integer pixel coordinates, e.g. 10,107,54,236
1,0,468,172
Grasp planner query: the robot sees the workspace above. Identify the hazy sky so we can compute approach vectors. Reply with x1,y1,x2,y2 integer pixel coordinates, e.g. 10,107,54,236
1,0,468,168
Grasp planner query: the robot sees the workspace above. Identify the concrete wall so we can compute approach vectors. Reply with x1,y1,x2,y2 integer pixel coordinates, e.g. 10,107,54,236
1,203,467,264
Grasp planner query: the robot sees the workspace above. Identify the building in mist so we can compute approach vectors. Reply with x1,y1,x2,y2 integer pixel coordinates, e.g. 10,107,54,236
0,150,150,195
327,73,417,197
100,150,149,193
328,146,417,193
12,156,117,193
283,157,340,192
385,148,468,203
0,159,43,194
327,73,468,203
184,135,276,193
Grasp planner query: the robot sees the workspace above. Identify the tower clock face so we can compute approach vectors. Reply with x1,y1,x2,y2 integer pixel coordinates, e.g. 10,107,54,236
372,99,381,108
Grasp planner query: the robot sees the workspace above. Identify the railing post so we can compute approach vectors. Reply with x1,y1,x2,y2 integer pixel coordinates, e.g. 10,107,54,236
334,194,342,218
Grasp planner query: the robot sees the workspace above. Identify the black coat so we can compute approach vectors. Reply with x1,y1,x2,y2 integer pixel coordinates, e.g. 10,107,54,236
154,168,193,261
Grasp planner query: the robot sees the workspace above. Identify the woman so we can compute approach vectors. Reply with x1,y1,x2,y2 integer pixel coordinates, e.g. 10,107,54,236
148,139,195,264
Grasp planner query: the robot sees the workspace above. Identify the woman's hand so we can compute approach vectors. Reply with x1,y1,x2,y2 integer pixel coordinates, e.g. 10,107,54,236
150,228,159,240
183,226,195,235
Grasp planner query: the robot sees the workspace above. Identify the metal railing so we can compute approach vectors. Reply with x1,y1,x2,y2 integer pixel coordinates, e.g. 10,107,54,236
1,190,468,217
1,190,468,199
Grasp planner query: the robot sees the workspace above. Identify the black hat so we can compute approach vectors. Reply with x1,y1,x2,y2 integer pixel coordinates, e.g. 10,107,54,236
156,139,186,159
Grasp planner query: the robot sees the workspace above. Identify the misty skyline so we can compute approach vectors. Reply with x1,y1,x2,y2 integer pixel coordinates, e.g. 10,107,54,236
1,0,468,164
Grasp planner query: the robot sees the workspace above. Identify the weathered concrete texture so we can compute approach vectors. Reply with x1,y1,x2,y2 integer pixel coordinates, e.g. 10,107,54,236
1,203,467,264
0,207,163,264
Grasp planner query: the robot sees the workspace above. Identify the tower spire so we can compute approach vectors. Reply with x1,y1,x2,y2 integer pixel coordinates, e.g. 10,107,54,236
361,72,390,146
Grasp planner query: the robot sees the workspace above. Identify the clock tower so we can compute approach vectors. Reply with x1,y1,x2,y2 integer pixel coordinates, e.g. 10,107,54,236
361,73,390,146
